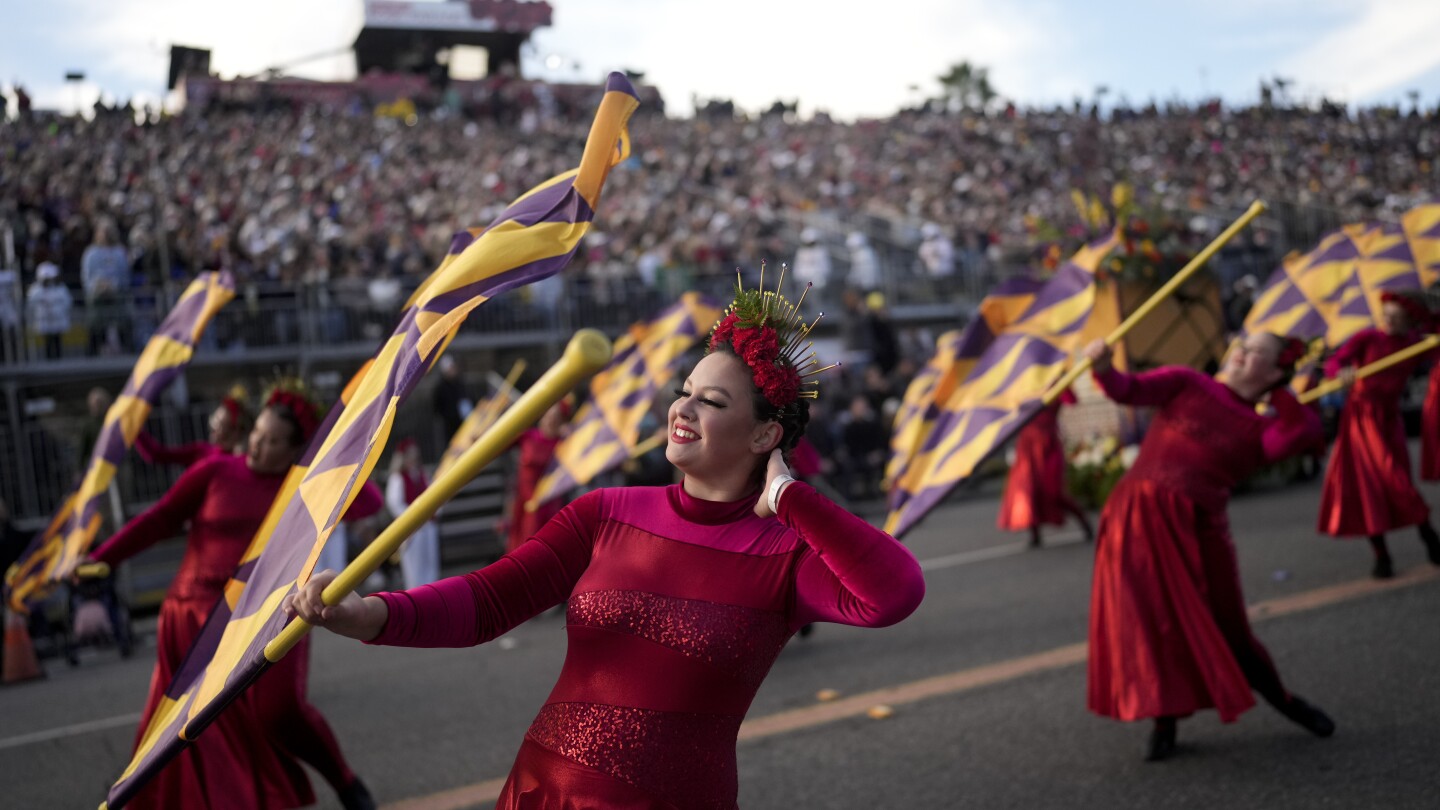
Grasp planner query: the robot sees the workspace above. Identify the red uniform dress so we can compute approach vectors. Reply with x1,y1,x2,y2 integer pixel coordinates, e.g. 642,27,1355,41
92,455,381,809
506,428,564,553
997,391,1076,531
1421,362,1440,481
368,481,926,808
1317,328,1434,537
1087,367,1321,723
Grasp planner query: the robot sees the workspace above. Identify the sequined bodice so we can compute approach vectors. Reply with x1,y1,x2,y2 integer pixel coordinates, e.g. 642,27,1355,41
533,488,800,807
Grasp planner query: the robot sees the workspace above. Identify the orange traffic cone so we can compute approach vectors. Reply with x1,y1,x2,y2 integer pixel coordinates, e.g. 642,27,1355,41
3,607,44,684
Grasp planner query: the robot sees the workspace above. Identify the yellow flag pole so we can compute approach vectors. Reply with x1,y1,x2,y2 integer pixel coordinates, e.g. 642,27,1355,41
263,329,613,662
1042,200,1268,405
1297,334,1440,405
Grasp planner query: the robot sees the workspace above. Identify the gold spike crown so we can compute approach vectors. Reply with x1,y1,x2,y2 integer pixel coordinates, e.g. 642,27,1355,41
706,262,839,412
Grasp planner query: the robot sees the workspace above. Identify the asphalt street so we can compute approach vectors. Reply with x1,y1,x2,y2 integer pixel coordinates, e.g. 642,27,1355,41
4,469,1439,809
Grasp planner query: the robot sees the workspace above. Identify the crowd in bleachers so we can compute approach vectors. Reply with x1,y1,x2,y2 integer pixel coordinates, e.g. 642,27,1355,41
1,81,1437,362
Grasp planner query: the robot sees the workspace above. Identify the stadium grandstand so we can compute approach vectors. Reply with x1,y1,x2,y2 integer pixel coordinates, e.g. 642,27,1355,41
2,0,1437,610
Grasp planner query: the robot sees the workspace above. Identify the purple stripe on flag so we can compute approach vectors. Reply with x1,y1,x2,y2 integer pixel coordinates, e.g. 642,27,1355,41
487,177,596,230
1013,264,1092,322
448,229,478,256
419,252,584,314
1304,236,1359,266
956,319,995,360
618,385,653,410
606,72,641,98
957,333,1068,390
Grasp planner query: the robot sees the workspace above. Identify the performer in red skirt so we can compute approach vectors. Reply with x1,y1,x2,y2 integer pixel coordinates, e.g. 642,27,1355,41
504,398,571,553
89,388,380,809
1083,333,1334,761
1316,291,1440,578
997,389,1093,547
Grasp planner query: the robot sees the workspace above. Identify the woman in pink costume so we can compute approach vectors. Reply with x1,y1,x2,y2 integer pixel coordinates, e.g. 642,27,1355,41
1083,333,1334,762
1316,291,1440,578
997,388,1092,547
289,282,926,808
91,389,380,809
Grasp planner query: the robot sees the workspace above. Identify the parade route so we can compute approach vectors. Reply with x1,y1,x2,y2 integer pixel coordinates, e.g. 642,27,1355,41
5,475,1440,809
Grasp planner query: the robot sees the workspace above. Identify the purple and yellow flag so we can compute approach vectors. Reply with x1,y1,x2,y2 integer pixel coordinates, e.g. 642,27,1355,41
103,73,640,809
528,292,722,508
884,279,1043,492
4,272,235,613
1244,210,1433,348
884,234,1119,538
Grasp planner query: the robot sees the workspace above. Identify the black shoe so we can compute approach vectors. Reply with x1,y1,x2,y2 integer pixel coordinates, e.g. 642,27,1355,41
1144,719,1177,762
1281,696,1336,738
338,778,376,810
1421,533,1440,566
1372,557,1395,579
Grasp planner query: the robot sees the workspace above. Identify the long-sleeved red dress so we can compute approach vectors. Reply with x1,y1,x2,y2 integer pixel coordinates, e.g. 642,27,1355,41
998,390,1077,531
92,454,381,808
1421,362,1440,481
1317,328,1434,537
1087,366,1321,723
367,480,926,808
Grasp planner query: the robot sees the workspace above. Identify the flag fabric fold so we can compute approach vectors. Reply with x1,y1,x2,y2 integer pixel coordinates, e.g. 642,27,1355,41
104,72,640,809
528,291,722,508
5,272,236,613
884,233,1119,538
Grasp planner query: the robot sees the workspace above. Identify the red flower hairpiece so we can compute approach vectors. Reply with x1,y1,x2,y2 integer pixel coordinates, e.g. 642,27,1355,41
707,262,837,409
1380,290,1433,328
265,389,320,444
1275,337,1308,370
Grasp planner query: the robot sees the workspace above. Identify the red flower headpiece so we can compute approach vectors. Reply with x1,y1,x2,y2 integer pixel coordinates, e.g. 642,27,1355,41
220,396,247,424
706,263,837,409
1379,290,1433,329
265,389,320,445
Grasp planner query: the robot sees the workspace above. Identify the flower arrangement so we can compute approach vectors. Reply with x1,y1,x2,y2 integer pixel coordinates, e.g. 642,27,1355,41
1026,182,1208,283
1065,435,1139,510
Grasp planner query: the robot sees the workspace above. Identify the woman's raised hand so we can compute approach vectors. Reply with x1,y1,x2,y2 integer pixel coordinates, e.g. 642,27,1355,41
754,448,794,518
1083,339,1114,374
281,569,388,642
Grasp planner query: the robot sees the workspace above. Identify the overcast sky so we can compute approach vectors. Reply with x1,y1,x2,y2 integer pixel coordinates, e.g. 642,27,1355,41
5,0,1440,119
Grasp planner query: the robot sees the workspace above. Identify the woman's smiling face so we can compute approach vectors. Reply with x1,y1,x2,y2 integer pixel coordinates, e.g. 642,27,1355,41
666,352,776,484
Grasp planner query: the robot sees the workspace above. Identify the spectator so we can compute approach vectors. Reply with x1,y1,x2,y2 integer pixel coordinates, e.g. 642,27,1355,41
25,262,72,360
918,222,956,297
431,355,470,449
791,227,832,296
846,231,880,293
81,223,129,354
